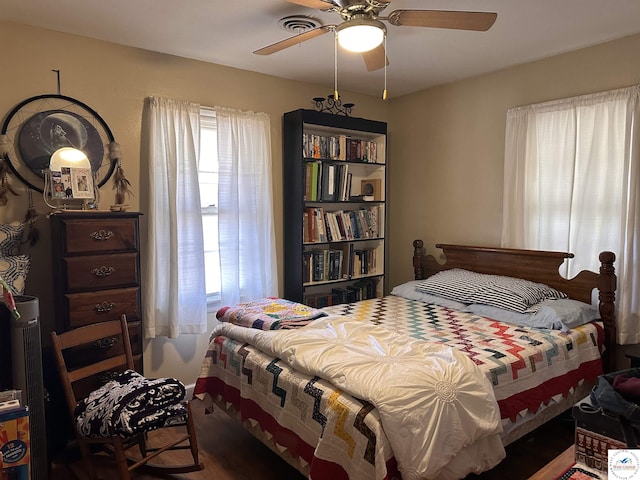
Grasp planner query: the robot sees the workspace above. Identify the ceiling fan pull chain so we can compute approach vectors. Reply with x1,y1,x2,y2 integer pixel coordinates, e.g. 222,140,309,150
383,35,388,100
334,30,339,100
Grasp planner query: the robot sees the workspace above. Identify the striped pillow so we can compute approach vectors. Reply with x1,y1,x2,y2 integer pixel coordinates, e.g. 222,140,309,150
415,268,567,313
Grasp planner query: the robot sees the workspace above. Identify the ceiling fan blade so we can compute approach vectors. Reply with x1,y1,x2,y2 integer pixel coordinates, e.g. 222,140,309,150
253,26,332,55
387,10,497,31
286,0,335,10
362,44,388,72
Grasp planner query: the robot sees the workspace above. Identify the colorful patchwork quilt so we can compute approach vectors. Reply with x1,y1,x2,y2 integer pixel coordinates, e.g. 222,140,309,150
194,296,604,480
216,296,327,330
322,297,604,422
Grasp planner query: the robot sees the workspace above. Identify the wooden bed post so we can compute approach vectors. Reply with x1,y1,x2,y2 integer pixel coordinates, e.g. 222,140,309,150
413,239,426,280
597,251,617,373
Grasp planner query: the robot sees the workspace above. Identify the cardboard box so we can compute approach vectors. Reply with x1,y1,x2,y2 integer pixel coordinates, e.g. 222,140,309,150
573,395,635,472
0,407,30,480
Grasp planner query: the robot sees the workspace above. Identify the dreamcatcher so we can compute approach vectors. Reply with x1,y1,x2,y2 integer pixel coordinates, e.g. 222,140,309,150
0,71,132,243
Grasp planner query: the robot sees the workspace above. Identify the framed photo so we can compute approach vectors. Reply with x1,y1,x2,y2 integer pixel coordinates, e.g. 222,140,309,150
70,167,94,199
50,171,66,199
361,178,382,201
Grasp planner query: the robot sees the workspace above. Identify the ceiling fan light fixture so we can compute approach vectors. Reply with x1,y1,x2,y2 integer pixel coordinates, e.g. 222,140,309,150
336,18,385,53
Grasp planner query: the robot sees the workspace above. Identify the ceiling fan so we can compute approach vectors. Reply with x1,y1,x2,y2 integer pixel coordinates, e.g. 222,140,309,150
254,0,497,72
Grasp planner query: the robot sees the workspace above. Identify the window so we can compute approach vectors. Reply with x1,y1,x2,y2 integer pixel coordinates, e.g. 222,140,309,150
502,85,640,343
199,108,221,305
144,98,276,337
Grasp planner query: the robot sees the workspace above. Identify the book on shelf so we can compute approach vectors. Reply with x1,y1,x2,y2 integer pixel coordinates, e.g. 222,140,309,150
303,208,312,243
302,252,312,283
347,285,362,302
334,211,348,240
321,163,337,201
307,160,357,204
342,170,352,201
350,248,377,276
303,132,379,163
304,292,337,308
331,287,348,304
314,207,381,243
308,248,344,282
304,163,312,201
340,243,354,279
315,208,327,242
324,211,341,242
306,280,376,305
329,249,343,280
312,250,324,282
307,161,321,201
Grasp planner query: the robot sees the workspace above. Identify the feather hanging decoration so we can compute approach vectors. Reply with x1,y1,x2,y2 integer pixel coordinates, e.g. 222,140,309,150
23,189,39,246
0,135,9,157
0,135,19,206
109,141,132,206
0,157,19,207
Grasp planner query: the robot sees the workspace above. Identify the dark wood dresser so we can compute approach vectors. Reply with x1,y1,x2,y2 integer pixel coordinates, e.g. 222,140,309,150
50,211,143,396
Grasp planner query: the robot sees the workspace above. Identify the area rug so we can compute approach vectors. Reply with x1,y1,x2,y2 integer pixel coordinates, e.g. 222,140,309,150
556,463,602,480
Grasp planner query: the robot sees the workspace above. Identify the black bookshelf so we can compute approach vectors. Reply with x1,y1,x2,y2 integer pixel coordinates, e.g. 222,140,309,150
283,109,387,306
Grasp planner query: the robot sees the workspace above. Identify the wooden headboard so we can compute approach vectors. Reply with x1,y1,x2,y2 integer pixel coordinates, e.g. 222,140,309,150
412,241,617,372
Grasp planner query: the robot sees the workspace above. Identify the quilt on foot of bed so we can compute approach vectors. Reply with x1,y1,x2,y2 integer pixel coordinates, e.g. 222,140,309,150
322,296,604,422
195,295,604,479
195,315,506,480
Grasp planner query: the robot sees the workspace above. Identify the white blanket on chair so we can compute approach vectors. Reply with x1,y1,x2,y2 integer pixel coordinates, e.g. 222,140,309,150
212,316,504,480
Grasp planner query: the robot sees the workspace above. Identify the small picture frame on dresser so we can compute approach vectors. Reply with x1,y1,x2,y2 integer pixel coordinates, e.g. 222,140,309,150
361,178,382,201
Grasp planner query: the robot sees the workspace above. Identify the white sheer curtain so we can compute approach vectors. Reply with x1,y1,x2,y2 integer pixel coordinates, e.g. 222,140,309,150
143,96,207,338
215,106,278,305
502,85,640,344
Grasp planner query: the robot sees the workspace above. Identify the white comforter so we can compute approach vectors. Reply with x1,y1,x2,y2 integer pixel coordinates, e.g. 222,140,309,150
212,316,505,480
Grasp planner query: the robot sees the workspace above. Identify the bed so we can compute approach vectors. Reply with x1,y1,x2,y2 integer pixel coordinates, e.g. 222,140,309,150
193,242,617,480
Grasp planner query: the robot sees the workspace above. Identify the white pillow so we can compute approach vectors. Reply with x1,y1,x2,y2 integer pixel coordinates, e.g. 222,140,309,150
391,280,468,310
463,298,599,332
534,298,600,329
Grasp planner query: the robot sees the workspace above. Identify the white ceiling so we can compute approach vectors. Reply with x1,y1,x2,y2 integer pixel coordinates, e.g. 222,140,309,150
3,0,640,98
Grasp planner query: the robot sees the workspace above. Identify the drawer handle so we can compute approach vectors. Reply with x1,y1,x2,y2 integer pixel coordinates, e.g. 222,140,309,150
94,337,117,349
90,230,114,241
94,301,115,313
92,266,116,277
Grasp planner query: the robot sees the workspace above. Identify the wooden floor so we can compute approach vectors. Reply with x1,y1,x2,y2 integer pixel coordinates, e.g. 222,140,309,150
50,400,575,479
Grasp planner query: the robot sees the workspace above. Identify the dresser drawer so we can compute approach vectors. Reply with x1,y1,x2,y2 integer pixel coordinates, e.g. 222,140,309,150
64,252,139,291
64,321,143,370
65,287,141,328
62,218,139,254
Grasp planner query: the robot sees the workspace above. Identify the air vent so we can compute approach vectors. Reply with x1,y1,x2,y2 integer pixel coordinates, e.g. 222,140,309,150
278,15,321,34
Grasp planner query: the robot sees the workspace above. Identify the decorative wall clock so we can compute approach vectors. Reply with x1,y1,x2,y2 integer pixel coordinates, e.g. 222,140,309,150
0,94,117,194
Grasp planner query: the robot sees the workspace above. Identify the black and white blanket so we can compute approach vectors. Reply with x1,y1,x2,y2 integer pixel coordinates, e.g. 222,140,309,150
75,369,187,438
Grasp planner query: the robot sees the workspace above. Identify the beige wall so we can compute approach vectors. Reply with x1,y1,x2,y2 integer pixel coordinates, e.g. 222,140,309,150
4,19,640,385
386,32,640,291
0,21,388,384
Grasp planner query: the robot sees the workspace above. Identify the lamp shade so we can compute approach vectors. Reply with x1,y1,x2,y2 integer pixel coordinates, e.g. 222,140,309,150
49,147,91,171
337,18,385,53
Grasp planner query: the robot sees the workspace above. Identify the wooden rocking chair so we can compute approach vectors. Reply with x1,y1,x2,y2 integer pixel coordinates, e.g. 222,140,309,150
50,314,204,479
